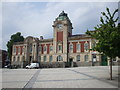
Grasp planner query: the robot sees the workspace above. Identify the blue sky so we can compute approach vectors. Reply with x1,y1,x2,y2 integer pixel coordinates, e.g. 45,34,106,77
1,2,118,50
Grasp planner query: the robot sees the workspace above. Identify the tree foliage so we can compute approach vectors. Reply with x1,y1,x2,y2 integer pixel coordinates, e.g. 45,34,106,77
86,8,120,58
7,32,24,60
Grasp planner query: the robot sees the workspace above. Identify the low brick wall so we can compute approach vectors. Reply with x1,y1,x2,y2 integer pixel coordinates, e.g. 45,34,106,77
40,62,66,68
74,61,100,67
11,60,112,68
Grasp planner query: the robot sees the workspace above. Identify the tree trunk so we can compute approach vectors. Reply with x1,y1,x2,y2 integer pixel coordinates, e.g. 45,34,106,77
110,58,112,80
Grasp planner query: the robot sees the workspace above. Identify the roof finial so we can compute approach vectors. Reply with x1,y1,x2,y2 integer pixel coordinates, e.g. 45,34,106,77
59,10,67,17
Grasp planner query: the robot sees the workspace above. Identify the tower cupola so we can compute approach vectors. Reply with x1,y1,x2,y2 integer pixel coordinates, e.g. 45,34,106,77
56,11,70,21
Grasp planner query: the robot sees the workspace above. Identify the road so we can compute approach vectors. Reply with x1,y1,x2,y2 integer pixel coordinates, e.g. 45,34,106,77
1,66,119,88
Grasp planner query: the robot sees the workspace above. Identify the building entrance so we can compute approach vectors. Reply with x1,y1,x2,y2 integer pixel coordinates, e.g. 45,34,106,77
101,55,107,66
29,56,32,64
69,58,73,67
92,54,97,66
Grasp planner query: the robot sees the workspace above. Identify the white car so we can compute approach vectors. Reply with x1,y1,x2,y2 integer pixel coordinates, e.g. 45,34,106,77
26,63,39,69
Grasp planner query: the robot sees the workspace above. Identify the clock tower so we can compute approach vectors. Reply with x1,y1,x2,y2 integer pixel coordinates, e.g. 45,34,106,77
52,11,73,62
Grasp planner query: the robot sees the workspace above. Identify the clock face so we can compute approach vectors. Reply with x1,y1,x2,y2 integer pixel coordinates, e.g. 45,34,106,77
57,24,63,29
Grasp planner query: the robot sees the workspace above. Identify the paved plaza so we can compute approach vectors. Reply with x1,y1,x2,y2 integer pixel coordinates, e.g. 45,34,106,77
1,66,119,88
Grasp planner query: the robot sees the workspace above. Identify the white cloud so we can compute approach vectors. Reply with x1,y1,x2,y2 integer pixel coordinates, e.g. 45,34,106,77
2,2,118,50
2,0,119,2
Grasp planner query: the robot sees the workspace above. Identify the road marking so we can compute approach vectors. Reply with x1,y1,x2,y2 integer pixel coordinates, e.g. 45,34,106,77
22,69,41,89
36,78,94,82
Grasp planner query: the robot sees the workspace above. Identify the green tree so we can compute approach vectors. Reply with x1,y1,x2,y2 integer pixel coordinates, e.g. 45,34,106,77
86,8,120,80
7,32,24,61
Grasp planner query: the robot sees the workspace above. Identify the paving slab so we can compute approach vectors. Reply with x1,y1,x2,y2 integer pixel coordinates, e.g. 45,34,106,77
1,66,119,88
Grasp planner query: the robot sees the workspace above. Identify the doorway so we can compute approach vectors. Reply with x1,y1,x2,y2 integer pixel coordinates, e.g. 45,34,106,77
69,58,73,67
101,55,107,66
92,54,97,66
29,56,32,64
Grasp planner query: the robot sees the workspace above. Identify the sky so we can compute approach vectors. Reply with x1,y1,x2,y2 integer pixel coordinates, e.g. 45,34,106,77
1,1,119,50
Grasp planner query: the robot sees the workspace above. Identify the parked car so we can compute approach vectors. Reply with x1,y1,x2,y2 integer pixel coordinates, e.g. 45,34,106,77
26,63,39,69
4,64,12,68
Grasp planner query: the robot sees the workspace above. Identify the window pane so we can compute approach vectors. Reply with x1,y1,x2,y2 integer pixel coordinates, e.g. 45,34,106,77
29,45,32,53
76,55,80,61
44,46,46,51
58,45,62,51
77,44,80,51
14,47,16,53
44,56,46,62
50,46,53,51
92,41,96,48
49,56,52,62
57,55,63,61
84,43,88,51
69,44,73,51
85,55,88,61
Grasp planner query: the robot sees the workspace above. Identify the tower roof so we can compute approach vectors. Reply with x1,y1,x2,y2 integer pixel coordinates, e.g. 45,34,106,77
56,11,70,21
59,11,67,17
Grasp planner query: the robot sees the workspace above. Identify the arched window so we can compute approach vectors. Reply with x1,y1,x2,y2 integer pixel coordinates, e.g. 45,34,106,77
49,55,53,62
92,41,96,48
29,44,32,53
69,44,73,51
84,43,89,51
58,45,62,51
76,55,80,61
85,55,88,62
44,46,47,52
57,55,63,61
44,56,46,62
14,47,16,53
50,46,53,51
76,44,80,51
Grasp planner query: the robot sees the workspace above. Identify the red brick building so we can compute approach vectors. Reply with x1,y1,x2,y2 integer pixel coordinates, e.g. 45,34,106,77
11,11,102,68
